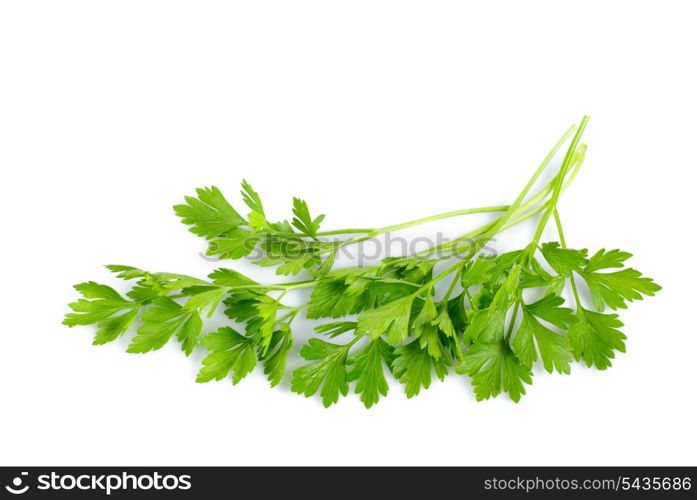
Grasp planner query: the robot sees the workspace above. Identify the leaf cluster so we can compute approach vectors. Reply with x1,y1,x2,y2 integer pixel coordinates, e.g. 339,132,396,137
65,119,661,407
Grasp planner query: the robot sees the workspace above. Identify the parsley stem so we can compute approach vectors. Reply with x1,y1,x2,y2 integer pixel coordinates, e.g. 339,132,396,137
552,209,584,316
307,130,587,262
374,206,510,233
442,266,464,302
316,228,373,236
468,122,584,258
277,207,512,241
504,299,520,342
423,127,586,258
332,205,511,250
426,260,468,288
530,116,589,250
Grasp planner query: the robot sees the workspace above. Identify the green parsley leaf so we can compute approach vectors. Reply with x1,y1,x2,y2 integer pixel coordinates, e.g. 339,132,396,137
540,242,588,277
578,249,661,311
260,324,293,387
412,296,444,358
392,340,450,398
196,327,257,384
127,297,202,355
348,339,395,408
314,321,357,338
64,282,137,326
356,294,416,344
291,197,326,237
207,228,259,259
568,309,626,370
183,285,229,317
105,265,149,280
240,179,265,218
461,257,496,288
524,294,576,329
208,268,259,288
456,341,532,402
512,310,572,374
174,186,245,239
291,339,352,407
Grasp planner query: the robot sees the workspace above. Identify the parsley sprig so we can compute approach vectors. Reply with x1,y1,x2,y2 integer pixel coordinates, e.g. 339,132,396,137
65,116,660,407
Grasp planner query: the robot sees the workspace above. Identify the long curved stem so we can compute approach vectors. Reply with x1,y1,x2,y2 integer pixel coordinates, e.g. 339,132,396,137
321,124,578,257
430,142,587,258
529,115,589,250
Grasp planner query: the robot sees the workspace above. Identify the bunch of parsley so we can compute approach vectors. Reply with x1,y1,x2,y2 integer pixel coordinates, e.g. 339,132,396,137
64,116,660,407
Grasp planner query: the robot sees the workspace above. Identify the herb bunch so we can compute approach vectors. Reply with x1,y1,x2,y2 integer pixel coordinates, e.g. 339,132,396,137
64,117,660,407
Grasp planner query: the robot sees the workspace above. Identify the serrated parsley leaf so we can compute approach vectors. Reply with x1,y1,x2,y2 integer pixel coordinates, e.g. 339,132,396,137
92,309,140,345
251,296,279,354
208,268,259,288
207,228,259,260
196,327,257,384
127,297,202,355
314,321,357,338
456,341,532,402
291,339,351,407
584,248,632,272
240,179,264,217
412,296,444,358
512,311,572,374
291,197,325,237
461,257,496,288
524,294,576,329
174,186,245,239
64,282,137,326
464,267,521,343
568,309,626,370
305,275,363,319
348,338,395,408
356,294,415,344
261,325,293,387
433,306,456,338
578,249,661,310
105,265,149,280
183,285,229,317
274,253,322,276
392,340,450,398
540,242,588,277
223,292,264,322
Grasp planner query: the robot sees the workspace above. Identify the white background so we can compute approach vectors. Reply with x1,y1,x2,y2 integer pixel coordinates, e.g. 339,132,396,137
1,1,695,466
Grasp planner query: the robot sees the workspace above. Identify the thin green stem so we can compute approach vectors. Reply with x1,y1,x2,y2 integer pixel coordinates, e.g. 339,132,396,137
553,209,584,316
425,260,467,289
276,304,306,325
442,267,464,302
332,205,511,250
376,206,510,234
316,228,374,236
451,333,465,361
476,124,578,248
504,299,520,342
530,116,589,250
420,126,586,258
440,154,584,257
274,206,511,241
313,124,578,256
